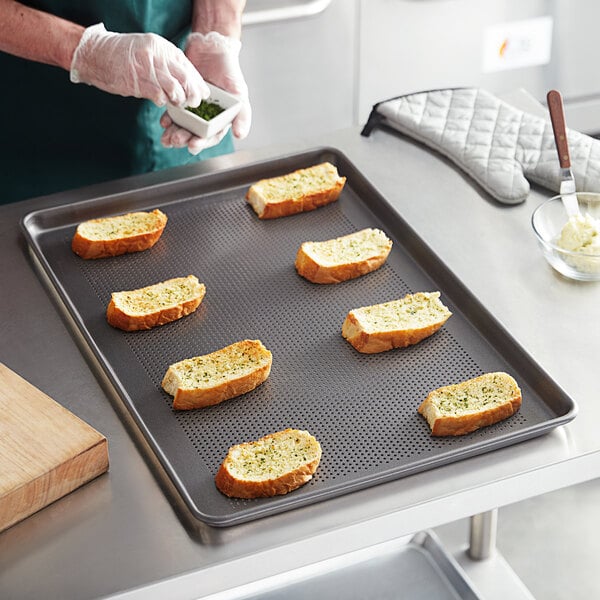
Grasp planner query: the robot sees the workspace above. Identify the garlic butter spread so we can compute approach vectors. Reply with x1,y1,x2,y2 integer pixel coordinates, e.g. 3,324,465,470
557,213,600,254
354,291,451,333
257,162,342,202
80,211,161,239
306,228,390,266
556,213,600,273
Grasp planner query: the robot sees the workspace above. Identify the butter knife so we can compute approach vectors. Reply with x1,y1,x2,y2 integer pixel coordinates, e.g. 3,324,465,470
547,90,581,217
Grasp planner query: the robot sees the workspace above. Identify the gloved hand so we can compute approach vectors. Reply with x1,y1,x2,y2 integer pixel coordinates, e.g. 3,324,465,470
160,31,251,155
70,23,209,108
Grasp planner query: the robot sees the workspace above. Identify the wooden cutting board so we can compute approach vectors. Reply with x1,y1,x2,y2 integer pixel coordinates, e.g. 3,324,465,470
0,363,109,532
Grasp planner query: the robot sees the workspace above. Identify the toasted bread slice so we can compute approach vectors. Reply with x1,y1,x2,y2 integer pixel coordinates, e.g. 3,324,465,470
295,228,392,284
161,339,272,410
72,209,167,259
246,162,346,219
418,372,522,436
106,275,205,332
342,291,452,353
215,428,322,498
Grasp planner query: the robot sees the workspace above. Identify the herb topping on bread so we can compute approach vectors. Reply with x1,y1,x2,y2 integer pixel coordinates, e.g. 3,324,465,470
295,228,392,284
161,339,272,410
246,162,346,219
342,291,452,353
418,372,522,436
72,209,167,259
106,275,205,331
215,428,322,498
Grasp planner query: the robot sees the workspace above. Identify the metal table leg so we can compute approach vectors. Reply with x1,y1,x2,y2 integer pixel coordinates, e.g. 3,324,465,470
469,509,498,560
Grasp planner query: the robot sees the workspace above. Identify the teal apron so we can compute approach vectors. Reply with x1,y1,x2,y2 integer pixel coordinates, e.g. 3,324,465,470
0,0,233,204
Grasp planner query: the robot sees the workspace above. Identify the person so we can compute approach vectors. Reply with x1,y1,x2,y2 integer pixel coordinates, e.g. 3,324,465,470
0,0,250,204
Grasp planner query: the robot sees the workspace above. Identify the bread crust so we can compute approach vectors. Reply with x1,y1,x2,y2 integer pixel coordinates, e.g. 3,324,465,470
245,163,346,219
161,340,273,410
341,311,449,354
215,458,320,498
71,209,167,259
422,398,521,436
418,373,522,436
170,361,272,410
106,278,205,332
246,182,345,219
215,429,322,498
295,235,392,284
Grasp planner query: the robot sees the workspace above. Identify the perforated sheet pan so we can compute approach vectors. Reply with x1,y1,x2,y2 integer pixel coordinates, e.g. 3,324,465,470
21,147,577,527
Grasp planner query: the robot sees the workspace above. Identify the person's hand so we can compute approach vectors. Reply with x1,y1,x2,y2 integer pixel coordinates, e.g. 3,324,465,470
70,23,208,107
159,112,231,156
185,31,251,139
160,31,251,155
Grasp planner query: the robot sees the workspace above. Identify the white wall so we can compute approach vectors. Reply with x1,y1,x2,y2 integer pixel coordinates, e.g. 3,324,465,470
238,0,600,150
238,0,359,150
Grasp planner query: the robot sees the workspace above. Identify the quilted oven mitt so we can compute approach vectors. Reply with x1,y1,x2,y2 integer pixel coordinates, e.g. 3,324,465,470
361,87,600,204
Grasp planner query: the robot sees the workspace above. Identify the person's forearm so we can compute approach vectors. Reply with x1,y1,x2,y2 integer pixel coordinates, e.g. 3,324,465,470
0,0,83,70
191,0,246,39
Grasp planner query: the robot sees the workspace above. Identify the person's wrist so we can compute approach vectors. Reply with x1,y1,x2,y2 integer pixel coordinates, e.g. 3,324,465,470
186,31,241,55
69,23,107,84
54,20,85,70
191,3,244,39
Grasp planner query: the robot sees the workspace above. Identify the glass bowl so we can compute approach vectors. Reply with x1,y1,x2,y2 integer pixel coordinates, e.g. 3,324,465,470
531,192,600,281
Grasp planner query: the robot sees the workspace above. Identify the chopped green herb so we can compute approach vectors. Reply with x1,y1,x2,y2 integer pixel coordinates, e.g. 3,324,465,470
186,100,225,121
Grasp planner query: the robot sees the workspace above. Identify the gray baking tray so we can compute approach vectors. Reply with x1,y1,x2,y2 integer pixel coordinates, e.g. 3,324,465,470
21,147,577,527
214,531,482,600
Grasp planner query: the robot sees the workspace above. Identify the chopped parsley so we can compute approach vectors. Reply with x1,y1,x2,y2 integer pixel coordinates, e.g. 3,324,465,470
187,100,225,121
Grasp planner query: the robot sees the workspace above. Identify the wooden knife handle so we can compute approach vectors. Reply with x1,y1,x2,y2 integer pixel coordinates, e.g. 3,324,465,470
547,90,571,168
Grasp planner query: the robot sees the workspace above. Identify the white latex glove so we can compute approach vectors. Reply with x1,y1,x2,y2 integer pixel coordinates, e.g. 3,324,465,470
160,31,251,155
70,23,209,107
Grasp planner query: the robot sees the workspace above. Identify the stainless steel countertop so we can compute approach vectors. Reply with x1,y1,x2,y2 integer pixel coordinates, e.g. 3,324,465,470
1,126,598,600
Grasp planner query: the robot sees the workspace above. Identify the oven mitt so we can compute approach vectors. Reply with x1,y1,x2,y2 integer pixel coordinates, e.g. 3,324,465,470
361,87,600,204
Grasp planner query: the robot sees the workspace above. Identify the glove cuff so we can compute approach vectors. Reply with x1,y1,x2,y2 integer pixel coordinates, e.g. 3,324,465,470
186,31,241,55
70,22,108,84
